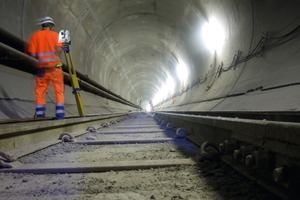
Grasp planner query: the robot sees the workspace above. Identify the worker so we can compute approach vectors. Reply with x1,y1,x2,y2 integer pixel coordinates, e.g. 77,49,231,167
28,16,65,120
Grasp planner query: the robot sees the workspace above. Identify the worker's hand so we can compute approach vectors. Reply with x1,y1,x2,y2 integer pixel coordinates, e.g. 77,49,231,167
62,45,70,52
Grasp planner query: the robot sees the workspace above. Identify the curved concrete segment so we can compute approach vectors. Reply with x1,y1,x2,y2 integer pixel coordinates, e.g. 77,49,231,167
0,0,300,119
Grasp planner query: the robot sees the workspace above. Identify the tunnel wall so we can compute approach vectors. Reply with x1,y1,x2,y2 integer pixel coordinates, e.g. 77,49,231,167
0,0,300,120
157,0,300,112
0,65,135,119
0,0,138,119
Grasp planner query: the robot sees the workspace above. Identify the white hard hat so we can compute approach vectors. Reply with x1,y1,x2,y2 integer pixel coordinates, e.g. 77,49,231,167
36,16,55,26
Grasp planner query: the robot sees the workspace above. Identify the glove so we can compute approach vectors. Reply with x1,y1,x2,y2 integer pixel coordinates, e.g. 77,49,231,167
62,45,70,52
55,63,63,68
37,67,45,77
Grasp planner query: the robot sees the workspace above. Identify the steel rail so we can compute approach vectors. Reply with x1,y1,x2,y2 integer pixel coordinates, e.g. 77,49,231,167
155,111,300,200
160,110,300,123
0,112,130,158
0,27,25,52
155,112,300,157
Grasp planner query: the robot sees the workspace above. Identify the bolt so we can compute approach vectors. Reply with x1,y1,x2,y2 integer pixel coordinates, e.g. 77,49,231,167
240,145,254,162
218,143,225,153
0,160,12,168
166,123,174,130
245,155,255,167
224,139,238,153
101,122,109,128
176,128,186,138
252,150,268,169
273,166,290,185
160,120,168,127
233,149,242,160
86,126,96,132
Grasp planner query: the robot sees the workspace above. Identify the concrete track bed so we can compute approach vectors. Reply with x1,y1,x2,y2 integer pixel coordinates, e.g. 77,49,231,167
0,161,280,200
19,141,198,164
0,113,281,199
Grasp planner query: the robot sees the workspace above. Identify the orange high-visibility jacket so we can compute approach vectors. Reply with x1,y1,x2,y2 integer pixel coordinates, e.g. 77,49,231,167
28,29,62,67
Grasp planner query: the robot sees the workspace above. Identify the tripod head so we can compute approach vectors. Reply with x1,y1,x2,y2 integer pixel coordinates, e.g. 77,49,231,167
59,30,70,45
59,30,71,52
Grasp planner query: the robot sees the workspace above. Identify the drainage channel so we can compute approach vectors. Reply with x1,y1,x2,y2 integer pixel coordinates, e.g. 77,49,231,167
0,113,280,199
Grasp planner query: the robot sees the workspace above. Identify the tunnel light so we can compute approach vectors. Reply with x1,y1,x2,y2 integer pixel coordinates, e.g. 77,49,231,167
166,76,175,93
152,88,164,106
176,61,188,84
202,18,225,53
146,104,151,112
152,75,175,106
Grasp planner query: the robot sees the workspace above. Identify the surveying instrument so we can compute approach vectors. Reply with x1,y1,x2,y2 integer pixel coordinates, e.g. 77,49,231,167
59,30,86,116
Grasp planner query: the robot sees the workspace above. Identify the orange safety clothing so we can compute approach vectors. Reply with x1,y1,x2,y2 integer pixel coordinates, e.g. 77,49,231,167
35,67,64,105
28,29,64,105
28,29,62,67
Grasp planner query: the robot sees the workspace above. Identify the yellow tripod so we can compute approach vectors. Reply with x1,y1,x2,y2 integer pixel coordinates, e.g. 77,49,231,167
62,45,86,117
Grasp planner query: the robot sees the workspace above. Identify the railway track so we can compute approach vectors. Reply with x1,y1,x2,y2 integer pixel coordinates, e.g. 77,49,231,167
0,112,291,199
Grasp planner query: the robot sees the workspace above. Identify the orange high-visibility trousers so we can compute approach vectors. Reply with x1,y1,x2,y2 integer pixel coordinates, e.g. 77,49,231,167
35,67,64,105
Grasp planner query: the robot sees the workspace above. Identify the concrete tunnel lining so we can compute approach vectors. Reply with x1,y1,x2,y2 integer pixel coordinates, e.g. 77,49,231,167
0,0,300,119
85,12,191,103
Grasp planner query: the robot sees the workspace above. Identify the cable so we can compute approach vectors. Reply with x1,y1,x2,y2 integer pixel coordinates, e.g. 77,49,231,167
240,24,300,63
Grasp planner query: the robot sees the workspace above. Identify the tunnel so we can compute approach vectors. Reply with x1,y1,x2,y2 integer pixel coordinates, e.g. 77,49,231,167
1,1,300,199
1,0,299,119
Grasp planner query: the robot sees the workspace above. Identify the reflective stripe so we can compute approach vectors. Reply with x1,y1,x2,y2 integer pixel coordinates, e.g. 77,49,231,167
28,30,61,67
37,51,60,64
36,111,45,115
56,104,65,120
37,52,58,57
35,105,46,117
39,57,60,63
56,104,64,114
56,110,65,114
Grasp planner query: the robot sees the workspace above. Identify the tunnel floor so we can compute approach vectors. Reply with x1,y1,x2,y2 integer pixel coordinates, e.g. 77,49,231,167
0,113,280,200
0,164,280,200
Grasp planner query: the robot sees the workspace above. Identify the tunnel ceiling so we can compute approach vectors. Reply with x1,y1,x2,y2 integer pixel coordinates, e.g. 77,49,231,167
54,0,209,108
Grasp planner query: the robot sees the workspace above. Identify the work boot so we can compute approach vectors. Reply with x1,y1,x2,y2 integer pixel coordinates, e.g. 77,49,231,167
56,103,65,120
35,104,46,118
